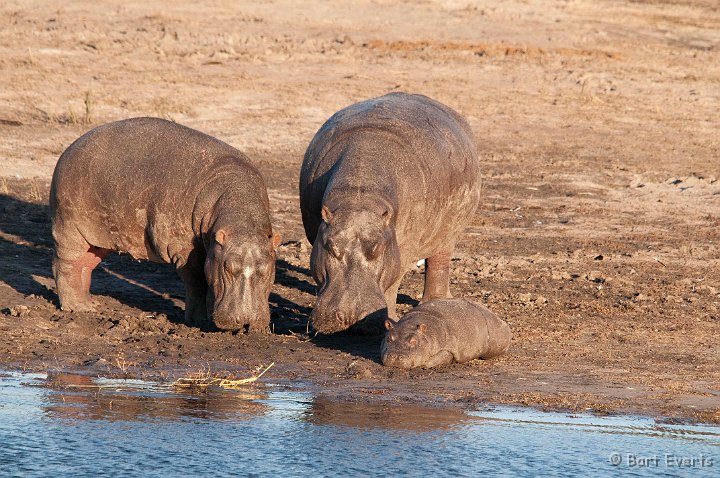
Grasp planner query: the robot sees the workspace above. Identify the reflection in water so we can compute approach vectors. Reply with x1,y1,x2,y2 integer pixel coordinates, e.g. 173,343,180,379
471,407,720,444
306,397,468,432
40,372,269,422
1,371,718,477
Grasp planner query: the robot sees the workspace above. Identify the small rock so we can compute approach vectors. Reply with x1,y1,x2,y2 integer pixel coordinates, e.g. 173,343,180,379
346,361,374,379
6,305,30,318
551,270,572,280
696,285,718,295
585,271,605,284
516,293,548,306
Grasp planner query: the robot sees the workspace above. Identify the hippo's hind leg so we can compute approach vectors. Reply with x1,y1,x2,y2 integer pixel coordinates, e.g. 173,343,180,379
53,229,110,311
176,249,209,328
421,249,453,303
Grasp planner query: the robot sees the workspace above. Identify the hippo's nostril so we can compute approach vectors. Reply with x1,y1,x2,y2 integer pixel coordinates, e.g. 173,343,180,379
336,311,357,326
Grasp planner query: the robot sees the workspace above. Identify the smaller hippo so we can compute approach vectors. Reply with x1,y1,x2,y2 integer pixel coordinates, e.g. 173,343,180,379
50,117,280,332
381,299,511,369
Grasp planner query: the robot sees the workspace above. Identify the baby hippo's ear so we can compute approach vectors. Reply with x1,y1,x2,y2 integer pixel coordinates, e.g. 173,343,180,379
215,229,226,246
321,205,333,224
384,319,395,331
271,233,282,249
417,323,427,335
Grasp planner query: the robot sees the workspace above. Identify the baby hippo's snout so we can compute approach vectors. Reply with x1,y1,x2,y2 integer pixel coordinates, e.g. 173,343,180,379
380,319,429,369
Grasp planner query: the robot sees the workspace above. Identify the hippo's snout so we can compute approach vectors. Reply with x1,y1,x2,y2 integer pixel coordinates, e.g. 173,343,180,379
334,311,355,329
213,313,270,333
211,300,271,333
311,299,388,335
380,351,416,370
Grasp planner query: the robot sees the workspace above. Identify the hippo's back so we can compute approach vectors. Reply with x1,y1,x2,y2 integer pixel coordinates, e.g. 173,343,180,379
302,92,478,187
300,93,481,252
418,299,511,360
51,117,246,209
50,117,259,258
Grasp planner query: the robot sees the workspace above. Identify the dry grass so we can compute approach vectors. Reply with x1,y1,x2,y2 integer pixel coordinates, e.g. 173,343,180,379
54,91,94,125
173,362,275,389
29,178,42,202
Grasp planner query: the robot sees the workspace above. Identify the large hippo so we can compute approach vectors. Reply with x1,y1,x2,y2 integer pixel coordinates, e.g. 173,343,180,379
299,92,481,334
381,299,511,369
50,117,280,332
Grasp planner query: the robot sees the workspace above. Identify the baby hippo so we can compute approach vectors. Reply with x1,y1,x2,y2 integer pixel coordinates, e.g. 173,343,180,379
381,299,511,369
50,117,280,332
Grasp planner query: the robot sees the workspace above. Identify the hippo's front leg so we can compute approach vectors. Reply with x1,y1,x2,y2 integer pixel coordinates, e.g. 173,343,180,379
383,276,404,321
421,249,453,303
423,349,455,368
176,249,209,328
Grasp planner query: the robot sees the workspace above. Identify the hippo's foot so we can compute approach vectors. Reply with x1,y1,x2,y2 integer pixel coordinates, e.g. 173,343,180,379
59,297,97,313
183,298,210,329
184,310,212,329
53,246,109,313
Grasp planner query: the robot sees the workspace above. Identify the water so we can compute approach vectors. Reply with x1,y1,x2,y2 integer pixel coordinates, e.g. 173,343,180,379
0,371,717,477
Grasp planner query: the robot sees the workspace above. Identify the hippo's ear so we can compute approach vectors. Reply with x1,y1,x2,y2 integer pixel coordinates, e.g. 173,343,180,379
215,229,226,246
271,233,282,249
417,323,427,335
321,205,333,224
382,208,392,228
384,319,394,331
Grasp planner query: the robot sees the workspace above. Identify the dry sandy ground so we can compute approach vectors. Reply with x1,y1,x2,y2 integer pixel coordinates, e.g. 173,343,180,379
0,0,718,422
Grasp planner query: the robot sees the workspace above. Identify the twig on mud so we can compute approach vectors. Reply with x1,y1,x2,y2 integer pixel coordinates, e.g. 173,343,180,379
652,257,667,267
173,362,275,389
113,352,136,376
283,331,311,342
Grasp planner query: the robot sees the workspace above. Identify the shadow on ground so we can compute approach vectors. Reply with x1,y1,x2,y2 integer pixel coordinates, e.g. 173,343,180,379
0,191,323,334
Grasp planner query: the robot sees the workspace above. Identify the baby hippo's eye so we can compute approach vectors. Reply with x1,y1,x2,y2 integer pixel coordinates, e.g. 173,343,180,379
408,336,418,347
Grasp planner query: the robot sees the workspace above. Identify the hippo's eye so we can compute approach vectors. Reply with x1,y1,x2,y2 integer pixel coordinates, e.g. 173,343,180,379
325,239,342,260
363,239,384,260
408,336,417,347
223,257,242,275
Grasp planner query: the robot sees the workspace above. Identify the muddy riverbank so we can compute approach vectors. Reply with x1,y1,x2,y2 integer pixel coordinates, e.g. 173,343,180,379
1,0,718,422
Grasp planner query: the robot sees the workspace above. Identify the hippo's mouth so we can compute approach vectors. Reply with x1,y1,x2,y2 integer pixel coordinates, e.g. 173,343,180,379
311,307,388,335
381,352,415,369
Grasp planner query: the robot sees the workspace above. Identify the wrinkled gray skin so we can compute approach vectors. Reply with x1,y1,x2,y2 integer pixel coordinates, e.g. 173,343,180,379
299,92,481,334
381,299,511,369
50,117,280,332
